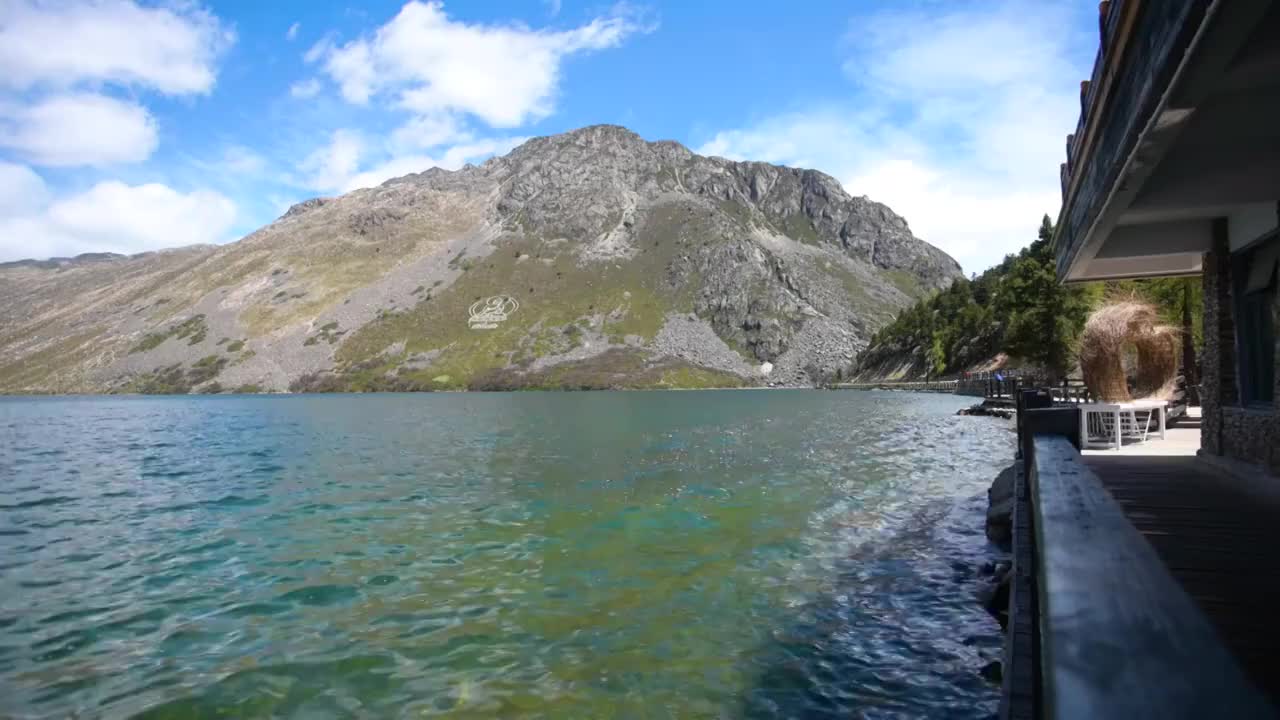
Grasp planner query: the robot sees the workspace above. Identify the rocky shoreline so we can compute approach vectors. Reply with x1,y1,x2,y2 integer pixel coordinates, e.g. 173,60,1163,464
975,464,1015,683
956,401,1015,419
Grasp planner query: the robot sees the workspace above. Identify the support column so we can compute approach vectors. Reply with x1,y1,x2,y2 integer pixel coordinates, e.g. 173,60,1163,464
1201,219,1236,456
1273,262,1280,475
1273,201,1280,476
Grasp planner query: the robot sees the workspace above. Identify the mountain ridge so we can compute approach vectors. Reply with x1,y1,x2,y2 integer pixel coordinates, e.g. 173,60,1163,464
0,124,961,393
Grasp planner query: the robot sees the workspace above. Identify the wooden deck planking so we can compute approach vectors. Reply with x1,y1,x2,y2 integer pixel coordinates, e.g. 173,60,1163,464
1027,437,1274,718
1084,455,1280,705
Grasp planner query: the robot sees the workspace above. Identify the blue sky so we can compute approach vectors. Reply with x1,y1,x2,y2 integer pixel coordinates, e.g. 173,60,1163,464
0,0,1098,272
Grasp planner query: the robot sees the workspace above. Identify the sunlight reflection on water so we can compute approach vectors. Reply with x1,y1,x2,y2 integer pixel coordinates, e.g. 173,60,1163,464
0,390,1013,718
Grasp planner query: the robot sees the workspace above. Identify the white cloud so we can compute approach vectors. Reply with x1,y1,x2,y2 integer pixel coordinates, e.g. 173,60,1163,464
0,0,234,95
303,36,332,64
544,0,562,17
311,0,649,127
342,136,525,192
184,145,269,186
0,172,237,261
300,129,366,193
218,146,267,175
319,36,375,103
287,22,301,41
290,3,648,203
698,1,1085,274
0,93,158,167
47,182,236,250
296,126,523,194
289,77,322,99
0,160,49,215
389,112,470,151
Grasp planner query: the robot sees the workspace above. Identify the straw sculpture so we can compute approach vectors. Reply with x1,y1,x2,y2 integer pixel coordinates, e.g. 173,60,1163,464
1079,301,1177,402
1134,324,1180,399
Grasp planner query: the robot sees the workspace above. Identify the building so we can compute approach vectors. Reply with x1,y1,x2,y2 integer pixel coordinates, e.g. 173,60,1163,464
1005,3,1280,716
1054,0,1280,476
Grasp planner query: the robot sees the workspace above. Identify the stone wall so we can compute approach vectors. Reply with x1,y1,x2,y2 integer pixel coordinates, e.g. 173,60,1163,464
1201,222,1280,475
1274,266,1280,475
1201,224,1236,457
1219,408,1279,473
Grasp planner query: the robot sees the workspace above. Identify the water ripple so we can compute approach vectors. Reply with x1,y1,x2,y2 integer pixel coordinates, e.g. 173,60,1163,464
1,390,1013,718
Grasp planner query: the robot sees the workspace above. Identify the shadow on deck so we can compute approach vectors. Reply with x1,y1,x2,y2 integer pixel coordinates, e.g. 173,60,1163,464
1085,455,1280,705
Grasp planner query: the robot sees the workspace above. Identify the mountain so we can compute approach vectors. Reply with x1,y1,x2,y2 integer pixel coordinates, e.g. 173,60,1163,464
0,253,130,271
0,125,961,394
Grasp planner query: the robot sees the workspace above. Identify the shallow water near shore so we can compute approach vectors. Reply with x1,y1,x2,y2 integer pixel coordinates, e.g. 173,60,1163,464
1,390,1013,718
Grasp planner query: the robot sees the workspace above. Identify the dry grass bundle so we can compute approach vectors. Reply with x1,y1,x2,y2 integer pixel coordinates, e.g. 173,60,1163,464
1134,324,1180,399
1079,301,1159,402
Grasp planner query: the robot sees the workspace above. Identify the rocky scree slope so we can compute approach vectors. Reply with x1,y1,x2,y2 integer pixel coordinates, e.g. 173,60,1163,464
0,125,960,393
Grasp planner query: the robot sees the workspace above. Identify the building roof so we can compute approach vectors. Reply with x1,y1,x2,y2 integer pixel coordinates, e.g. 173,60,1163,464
1053,1,1280,282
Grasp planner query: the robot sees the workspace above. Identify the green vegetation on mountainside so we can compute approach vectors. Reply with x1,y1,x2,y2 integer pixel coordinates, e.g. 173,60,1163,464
130,314,209,353
119,355,228,395
858,216,1203,379
298,203,725,392
0,331,100,392
468,349,746,391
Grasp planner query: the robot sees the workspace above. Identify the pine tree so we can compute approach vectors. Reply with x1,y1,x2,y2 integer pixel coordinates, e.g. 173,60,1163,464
997,216,1097,377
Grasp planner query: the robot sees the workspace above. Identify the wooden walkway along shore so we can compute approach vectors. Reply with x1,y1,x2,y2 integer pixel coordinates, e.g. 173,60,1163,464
833,379,959,393
1085,454,1280,705
834,374,1096,405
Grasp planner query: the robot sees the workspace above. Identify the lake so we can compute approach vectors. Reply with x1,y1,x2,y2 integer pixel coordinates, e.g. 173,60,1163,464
0,390,1013,718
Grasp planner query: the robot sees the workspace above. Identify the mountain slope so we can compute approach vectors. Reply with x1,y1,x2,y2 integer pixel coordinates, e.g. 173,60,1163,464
0,125,961,394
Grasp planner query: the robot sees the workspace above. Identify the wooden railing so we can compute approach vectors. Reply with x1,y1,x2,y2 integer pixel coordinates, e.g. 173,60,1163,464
1051,379,1093,404
836,374,1097,406
832,379,959,393
1006,424,1275,719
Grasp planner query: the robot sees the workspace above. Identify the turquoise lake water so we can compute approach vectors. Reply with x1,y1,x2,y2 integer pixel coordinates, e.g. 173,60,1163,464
0,390,1013,718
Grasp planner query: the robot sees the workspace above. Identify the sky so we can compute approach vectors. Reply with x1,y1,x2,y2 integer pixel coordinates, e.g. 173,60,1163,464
0,0,1099,273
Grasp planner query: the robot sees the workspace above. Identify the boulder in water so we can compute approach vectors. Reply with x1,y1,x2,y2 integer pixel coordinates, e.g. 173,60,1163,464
977,560,1012,628
957,402,1014,419
985,465,1015,549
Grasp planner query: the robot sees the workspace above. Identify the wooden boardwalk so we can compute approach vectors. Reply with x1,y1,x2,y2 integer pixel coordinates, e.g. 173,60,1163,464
1085,454,1280,705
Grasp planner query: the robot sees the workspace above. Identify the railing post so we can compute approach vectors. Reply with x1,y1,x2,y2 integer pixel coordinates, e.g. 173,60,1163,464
1019,403,1080,458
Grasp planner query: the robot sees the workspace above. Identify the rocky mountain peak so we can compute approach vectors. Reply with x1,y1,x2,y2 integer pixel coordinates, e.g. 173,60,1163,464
483,126,955,282
282,197,331,218
1,124,962,394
